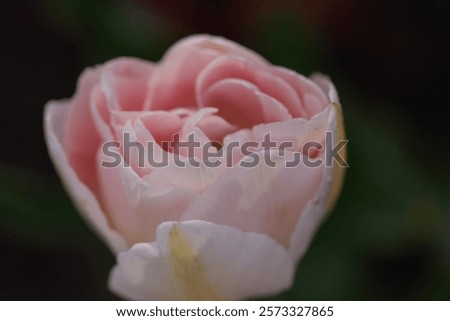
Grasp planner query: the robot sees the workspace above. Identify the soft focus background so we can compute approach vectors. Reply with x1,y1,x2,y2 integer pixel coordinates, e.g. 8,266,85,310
1,0,449,300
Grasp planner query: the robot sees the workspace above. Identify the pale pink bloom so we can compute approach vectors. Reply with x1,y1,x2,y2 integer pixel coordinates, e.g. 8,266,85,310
44,35,346,300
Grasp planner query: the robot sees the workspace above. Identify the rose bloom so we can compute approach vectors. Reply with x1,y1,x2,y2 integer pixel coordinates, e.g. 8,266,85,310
44,35,346,300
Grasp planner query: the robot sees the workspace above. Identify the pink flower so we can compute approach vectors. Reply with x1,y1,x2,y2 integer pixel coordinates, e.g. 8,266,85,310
44,35,346,300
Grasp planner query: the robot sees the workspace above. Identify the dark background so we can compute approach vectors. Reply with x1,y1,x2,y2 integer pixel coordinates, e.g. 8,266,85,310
0,0,449,300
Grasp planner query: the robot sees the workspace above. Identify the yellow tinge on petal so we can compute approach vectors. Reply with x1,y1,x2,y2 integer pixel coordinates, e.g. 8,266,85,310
169,224,221,300
326,103,347,212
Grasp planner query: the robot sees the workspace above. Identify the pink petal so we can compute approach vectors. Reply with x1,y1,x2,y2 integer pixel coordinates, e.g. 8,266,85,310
163,34,268,66
90,84,114,141
63,68,102,194
181,149,324,247
219,105,332,165
273,67,329,119
144,34,275,111
139,112,184,146
179,107,236,144
176,108,219,159
144,159,224,195
109,118,169,177
97,149,197,245
197,56,300,118
44,101,127,253
101,57,154,111
109,107,195,128
250,106,332,151
310,72,340,103
200,78,291,128
289,104,347,262
144,47,218,110
143,109,226,192
196,113,237,142
222,128,254,166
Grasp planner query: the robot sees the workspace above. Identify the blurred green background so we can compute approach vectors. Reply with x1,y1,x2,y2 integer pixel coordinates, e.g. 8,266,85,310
0,0,449,300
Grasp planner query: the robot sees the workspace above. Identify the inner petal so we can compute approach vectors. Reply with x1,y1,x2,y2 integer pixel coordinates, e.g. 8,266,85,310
139,112,185,147
200,78,291,128
163,34,268,66
102,57,154,111
196,56,301,118
144,47,218,110
273,67,329,119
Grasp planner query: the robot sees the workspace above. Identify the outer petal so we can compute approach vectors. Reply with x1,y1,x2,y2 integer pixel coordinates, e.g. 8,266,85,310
181,150,323,247
44,101,127,253
251,107,331,150
310,73,340,104
144,158,224,195
221,106,331,165
289,99,347,262
97,130,198,245
109,220,294,300
178,108,331,246
63,58,154,194
63,68,102,194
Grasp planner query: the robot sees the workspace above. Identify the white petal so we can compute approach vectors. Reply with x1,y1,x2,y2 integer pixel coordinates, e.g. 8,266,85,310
44,101,127,253
109,220,294,300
